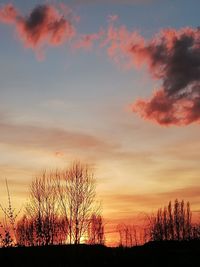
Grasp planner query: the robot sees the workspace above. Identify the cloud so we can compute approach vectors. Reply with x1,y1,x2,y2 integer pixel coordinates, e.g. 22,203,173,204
0,117,154,166
104,24,200,126
73,30,104,50
130,28,200,126
0,120,113,152
132,89,197,126
0,4,75,50
103,23,145,69
103,186,200,213
0,3,18,23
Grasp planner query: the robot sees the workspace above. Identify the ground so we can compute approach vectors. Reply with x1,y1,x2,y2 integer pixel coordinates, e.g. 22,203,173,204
0,241,199,266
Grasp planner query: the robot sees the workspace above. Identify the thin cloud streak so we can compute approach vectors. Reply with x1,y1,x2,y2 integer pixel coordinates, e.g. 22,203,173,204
0,120,114,152
102,186,200,212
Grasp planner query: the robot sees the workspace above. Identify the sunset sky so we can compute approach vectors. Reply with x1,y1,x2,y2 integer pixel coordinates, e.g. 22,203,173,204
0,0,200,245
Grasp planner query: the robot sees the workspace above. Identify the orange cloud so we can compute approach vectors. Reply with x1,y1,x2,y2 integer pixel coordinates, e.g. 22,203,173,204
0,4,75,49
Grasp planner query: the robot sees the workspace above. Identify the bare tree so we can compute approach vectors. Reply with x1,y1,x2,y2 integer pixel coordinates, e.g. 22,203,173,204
87,214,105,245
56,161,97,244
25,171,61,246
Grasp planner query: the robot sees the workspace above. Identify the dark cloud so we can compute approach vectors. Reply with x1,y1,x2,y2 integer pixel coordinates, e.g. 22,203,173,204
131,28,200,126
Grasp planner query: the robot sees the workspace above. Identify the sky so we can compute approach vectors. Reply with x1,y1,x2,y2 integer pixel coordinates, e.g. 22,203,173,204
0,0,200,245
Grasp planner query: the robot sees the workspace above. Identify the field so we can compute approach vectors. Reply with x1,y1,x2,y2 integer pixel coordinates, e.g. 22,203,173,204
0,241,199,267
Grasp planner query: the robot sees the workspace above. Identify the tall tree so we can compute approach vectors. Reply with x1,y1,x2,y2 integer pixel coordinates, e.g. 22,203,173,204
148,199,194,242
57,161,97,244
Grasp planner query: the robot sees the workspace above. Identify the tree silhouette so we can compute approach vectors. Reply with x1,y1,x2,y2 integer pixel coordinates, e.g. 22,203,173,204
87,214,105,245
0,179,20,247
56,161,97,244
148,199,195,241
117,223,139,247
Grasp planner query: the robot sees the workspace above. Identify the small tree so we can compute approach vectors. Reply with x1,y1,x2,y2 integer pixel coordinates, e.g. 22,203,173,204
16,214,67,246
87,214,105,245
16,215,34,247
117,223,139,247
0,179,20,247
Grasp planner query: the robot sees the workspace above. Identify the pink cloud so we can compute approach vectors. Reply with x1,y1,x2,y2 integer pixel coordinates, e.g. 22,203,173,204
102,22,145,69
0,4,75,49
73,29,104,50
0,4,18,23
